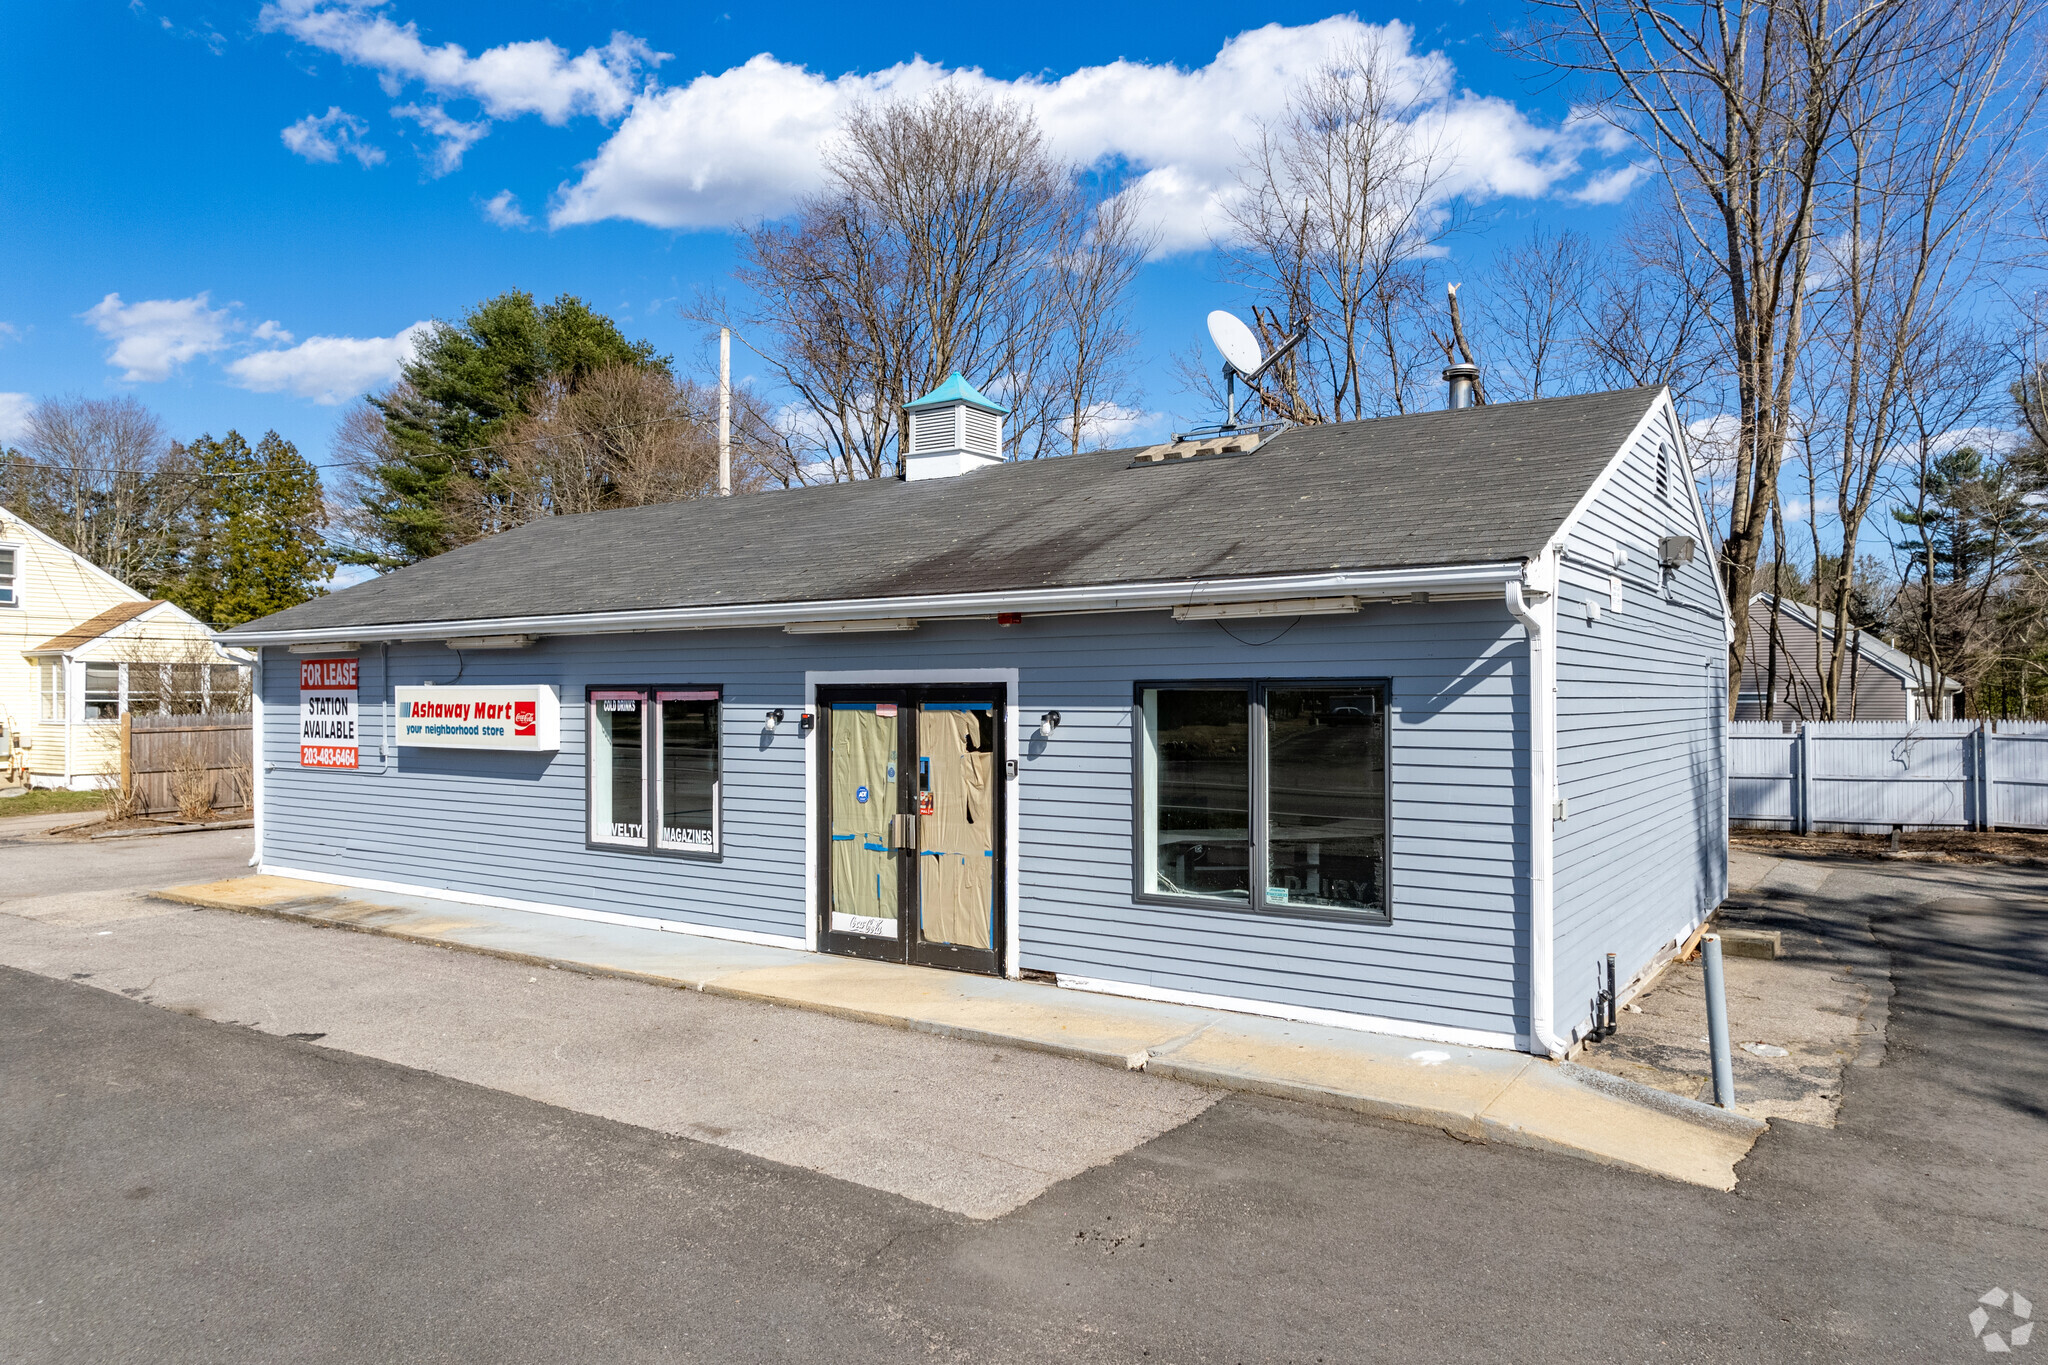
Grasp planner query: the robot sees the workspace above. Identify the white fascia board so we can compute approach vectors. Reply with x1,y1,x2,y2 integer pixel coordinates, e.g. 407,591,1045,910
222,561,1528,646
0,505,156,605
1551,388,1733,632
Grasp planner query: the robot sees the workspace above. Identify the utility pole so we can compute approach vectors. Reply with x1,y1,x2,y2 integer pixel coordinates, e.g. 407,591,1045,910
718,328,732,497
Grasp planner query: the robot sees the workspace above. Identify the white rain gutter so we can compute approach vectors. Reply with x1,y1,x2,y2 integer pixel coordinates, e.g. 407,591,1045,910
1505,563,1569,1061
222,562,1527,647
249,650,263,868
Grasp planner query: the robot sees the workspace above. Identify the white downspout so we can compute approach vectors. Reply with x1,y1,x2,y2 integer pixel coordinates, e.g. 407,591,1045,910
1506,573,1568,1060
250,650,264,868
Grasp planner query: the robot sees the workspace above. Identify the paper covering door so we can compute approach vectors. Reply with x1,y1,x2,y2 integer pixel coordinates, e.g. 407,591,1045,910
828,704,899,936
916,703,996,951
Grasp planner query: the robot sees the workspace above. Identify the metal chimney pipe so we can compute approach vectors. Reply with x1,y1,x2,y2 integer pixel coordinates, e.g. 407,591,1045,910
1442,363,1479,411
718,328,732,496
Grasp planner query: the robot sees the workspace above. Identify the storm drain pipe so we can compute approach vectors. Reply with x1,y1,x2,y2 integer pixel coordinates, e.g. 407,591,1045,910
1506,577,1569,1061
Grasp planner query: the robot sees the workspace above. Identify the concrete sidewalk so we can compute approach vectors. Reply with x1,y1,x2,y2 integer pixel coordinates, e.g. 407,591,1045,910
156,874,1765,1189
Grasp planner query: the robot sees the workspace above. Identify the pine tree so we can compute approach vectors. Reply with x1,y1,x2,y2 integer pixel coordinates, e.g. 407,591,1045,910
167,431,333,627
354,292,667,568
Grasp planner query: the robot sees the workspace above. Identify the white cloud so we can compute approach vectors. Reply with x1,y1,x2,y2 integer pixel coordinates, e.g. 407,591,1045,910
552,18,1622,252
282,106,385,166
1571,164,1648,205
1072,402,1166,448
253,319,295,342
0,392,31,445
225,321,433,404
393,102,489,175
81,292,236,382
480,189,531,228
0,322,21,343
260,0,662,123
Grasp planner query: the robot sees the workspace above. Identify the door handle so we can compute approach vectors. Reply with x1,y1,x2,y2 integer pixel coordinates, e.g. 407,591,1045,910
892,812,918,852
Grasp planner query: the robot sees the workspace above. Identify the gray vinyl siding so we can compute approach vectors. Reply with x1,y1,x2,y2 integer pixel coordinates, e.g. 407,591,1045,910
1550,407,1729,1042
1735,604,1912,721
257,599,1530,1042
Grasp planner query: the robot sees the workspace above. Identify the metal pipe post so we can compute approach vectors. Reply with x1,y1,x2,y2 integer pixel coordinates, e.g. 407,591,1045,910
1701,933,1736,1108
1605,952,1618,1038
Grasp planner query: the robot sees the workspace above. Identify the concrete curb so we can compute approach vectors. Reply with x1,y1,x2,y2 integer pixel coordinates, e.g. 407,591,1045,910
90,820,254,841
1557,1061,1768,1140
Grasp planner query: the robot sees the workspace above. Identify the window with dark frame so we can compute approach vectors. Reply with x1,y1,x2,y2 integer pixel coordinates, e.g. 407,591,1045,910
1138,680,1388,920
656,690,719,851
588,685,722,857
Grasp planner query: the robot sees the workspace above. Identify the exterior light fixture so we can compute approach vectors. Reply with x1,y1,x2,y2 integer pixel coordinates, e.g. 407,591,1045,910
1038,710,1061,739
442,635,537,650
765,708,786,731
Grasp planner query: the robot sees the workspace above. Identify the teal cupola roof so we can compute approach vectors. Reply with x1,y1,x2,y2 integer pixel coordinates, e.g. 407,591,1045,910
900,371,1009,480
905,372,1010,415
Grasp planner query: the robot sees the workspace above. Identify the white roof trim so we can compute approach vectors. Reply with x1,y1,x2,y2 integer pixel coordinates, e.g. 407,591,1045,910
223,561,1529,646
21,600,220,657
0,503,156,605
1551,388,1733,631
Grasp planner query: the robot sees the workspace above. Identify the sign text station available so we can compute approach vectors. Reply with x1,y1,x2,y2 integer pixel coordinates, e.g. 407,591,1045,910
299,657,359,769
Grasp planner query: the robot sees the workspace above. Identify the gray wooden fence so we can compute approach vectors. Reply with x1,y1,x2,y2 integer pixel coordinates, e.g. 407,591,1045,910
1729,720,2048,833
122,712,253,818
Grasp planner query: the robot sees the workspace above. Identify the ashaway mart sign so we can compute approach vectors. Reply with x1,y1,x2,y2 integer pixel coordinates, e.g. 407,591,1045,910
395,685,561,752
300,657,359,769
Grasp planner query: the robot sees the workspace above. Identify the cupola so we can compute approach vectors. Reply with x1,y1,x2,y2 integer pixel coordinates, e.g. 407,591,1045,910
900,372,1009,480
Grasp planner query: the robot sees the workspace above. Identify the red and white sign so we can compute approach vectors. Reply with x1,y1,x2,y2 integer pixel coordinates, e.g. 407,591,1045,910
394,685,560,751
299,657,359,769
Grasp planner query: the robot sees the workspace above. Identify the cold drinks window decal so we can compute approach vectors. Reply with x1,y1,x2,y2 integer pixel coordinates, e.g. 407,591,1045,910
587,685,722,857
1137,681,1388,921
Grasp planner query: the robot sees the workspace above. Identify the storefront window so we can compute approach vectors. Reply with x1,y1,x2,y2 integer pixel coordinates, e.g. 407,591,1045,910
1139,687,1250,900
589,685,723,856
1265,687,1385,914
589,690,647,846
657,690,720,853
1137,680,1389,920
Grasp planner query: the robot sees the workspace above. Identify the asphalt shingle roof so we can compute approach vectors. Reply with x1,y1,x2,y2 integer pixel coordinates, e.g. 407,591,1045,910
228,386,1661,639
30,599,165,652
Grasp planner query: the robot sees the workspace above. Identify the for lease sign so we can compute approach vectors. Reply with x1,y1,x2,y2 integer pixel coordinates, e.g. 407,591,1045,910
299,657,359,769
394,685,560,752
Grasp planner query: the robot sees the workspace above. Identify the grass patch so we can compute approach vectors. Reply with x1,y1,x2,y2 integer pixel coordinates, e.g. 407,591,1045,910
0,788,109,818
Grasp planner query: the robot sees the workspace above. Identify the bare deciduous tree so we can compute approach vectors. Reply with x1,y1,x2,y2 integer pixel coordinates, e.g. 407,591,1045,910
1518,0,1910,709
718,88,1150,481
487,364,776,525
1792,0,2041,717
1222,41,1462,423
0,396,195,590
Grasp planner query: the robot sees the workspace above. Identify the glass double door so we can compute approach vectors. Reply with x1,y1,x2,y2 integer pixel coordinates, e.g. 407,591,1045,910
818,685,1005,975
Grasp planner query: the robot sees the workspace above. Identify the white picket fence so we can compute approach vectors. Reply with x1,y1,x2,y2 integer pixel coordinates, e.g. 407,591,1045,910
1729,720,2048,832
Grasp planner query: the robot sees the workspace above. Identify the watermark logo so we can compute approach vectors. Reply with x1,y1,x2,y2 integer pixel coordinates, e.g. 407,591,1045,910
1970,1288,2033,1353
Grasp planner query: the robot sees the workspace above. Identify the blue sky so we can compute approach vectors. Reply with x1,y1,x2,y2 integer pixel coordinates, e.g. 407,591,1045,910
0,0,1640,467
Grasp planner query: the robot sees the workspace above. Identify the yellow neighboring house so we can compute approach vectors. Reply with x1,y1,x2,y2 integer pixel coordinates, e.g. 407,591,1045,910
1,504,249,790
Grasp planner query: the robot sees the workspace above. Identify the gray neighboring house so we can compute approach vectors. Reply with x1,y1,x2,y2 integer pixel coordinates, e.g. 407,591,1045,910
224,378,1730,1058
1738,594,1963,722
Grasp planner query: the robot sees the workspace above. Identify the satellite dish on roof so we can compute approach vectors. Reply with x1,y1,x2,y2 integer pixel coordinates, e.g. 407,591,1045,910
1202,308,1309,430
1207,310,1264,377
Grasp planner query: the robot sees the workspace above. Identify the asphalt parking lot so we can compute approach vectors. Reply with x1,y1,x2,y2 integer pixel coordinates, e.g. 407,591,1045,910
4,818,2045,1362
